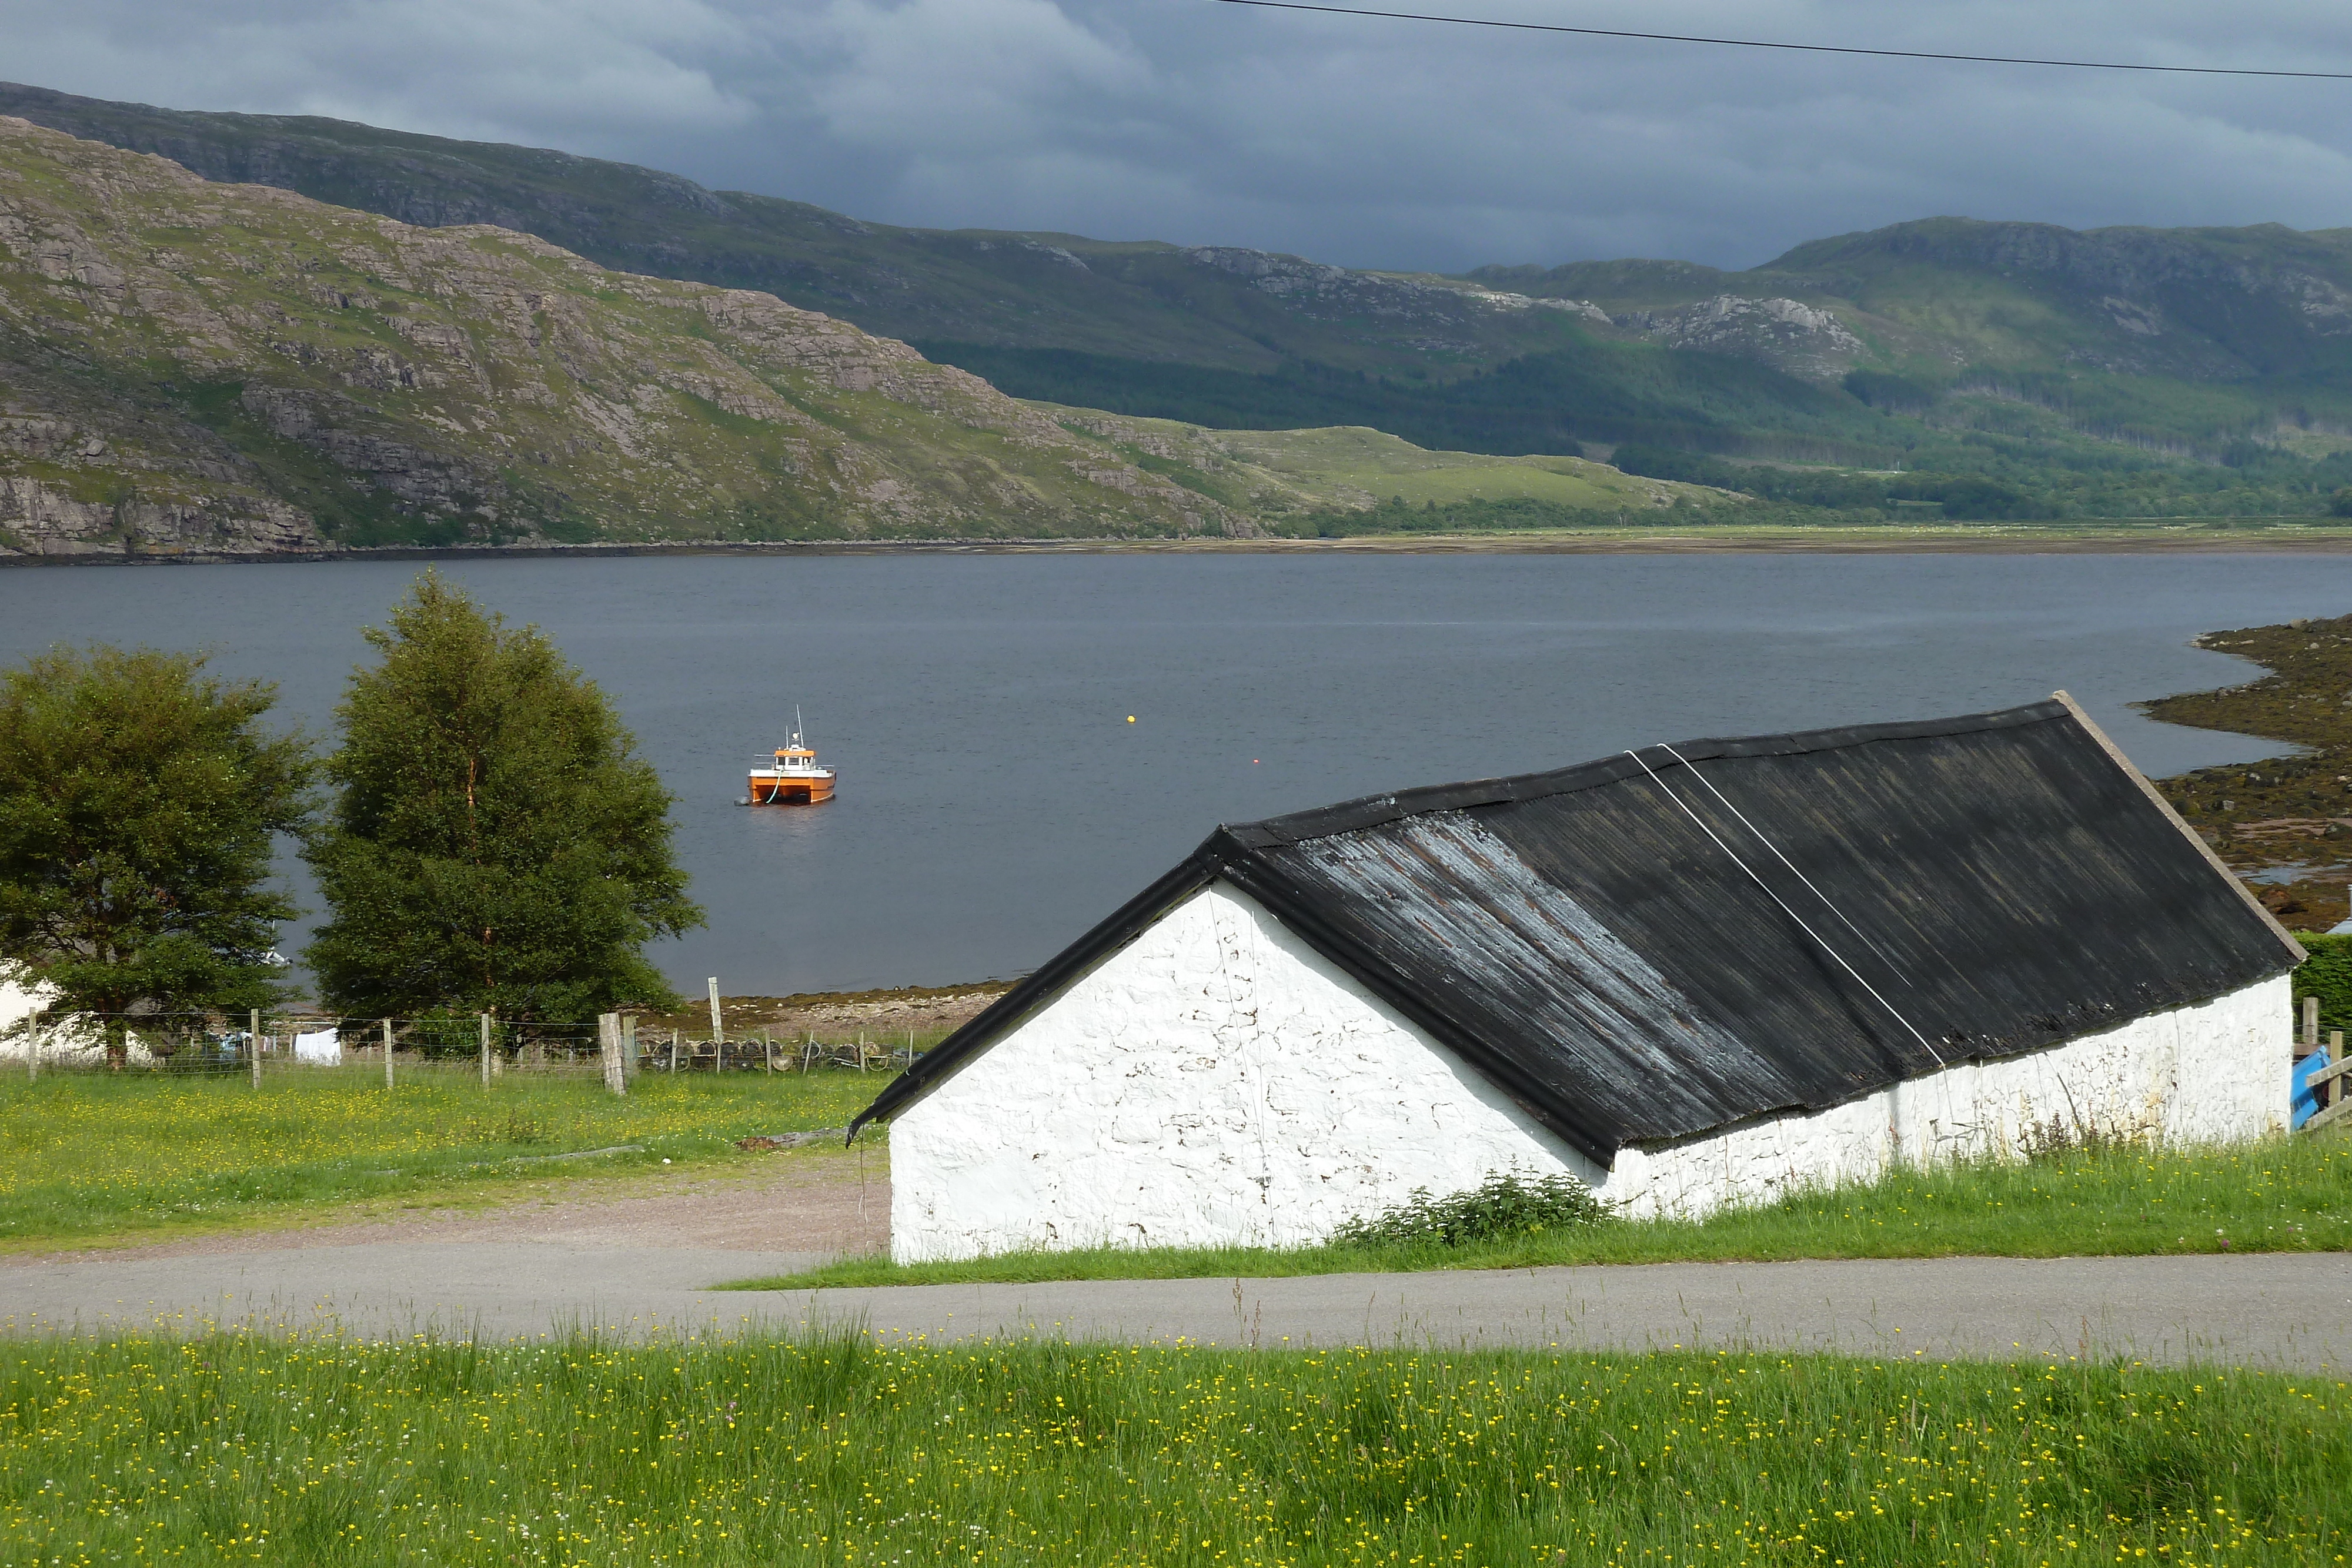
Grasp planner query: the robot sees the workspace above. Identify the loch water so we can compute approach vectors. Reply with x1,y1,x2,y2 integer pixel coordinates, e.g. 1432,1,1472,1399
3,549,2347,994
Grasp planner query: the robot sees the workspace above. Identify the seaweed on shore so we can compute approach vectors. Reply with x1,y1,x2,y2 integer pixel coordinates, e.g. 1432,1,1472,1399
2140,613,2352,929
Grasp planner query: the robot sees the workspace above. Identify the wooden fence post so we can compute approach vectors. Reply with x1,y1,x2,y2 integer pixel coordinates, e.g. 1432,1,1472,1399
669,1030,679,1075
382,1018,395,1089
480,1013,492,1088
622,1014,637,1075
25,1023,35,1082
707,977,723,1049
599,1012,627,1096
250,1009,261,1089
2304,995,2321,1050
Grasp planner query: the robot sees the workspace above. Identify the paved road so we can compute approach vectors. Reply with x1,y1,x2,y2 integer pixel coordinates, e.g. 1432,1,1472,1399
2,1243,2344,1369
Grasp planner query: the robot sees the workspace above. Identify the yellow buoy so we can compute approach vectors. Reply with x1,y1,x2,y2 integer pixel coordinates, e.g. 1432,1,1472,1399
1127,716,1135,723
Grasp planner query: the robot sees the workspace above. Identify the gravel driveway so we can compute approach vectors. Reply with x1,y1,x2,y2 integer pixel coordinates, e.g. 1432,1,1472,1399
1,1160,2343,1368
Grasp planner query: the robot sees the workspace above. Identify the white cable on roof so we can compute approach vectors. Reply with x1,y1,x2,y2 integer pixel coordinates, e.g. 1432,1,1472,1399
1657,741,1910,979
1625,746,1947,1068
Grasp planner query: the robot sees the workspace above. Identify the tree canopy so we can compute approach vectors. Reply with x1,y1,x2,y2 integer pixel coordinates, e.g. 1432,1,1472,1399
0,646,311,1059
304,574,700,1022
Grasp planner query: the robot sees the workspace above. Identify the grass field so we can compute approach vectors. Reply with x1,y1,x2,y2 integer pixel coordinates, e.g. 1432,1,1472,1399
1201,425,1695,509
0,1064,893,1251
745,1135,2352,1290
0,1329,2339,1564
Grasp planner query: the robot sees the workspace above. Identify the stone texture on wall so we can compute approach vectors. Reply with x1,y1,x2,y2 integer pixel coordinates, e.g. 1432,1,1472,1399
887,884,2292,1262
1619,972,2290,1221
890,883,1601,1262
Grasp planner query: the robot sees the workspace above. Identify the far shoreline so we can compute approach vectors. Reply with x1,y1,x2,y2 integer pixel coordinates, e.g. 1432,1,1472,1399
13,522,2352,566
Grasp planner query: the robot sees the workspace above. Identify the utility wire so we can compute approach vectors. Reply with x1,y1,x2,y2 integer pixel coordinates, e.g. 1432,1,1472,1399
1211,0,2352,81
1623,746,1946,1068
1656,743,1908,978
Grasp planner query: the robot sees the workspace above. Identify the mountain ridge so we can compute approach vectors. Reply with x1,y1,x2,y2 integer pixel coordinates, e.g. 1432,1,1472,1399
13,80,2351,410
0,116,1255,554
10,80,2352,530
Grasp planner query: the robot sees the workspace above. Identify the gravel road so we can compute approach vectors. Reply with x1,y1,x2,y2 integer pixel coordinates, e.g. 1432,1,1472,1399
1,1161,2343,1368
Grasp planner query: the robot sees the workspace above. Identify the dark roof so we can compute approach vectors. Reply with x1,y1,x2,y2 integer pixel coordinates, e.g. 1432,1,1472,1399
852,696,2301,1163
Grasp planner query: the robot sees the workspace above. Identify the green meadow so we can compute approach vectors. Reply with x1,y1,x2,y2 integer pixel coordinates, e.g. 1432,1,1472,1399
0,1330,2340,1565
0,1064,893,1251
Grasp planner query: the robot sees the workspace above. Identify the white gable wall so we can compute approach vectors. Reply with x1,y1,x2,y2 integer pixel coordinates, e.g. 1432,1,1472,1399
890,882,1600,1263
888,885,2293,1261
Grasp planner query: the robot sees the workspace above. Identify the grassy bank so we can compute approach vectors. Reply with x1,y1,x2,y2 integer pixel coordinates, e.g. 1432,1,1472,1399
0,1064,894,1251
1261,516,2352,547
742,1136,2352,1290
1,1329,2339,1564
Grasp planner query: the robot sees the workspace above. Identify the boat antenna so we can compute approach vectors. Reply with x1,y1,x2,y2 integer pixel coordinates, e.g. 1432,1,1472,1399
794,704,804,746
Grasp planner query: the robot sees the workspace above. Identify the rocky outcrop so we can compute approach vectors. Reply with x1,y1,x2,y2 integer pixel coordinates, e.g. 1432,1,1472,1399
0,476,317,556
1613,295,1867,378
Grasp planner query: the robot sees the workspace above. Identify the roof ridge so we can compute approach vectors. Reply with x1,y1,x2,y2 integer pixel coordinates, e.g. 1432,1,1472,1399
1221,697,2069,848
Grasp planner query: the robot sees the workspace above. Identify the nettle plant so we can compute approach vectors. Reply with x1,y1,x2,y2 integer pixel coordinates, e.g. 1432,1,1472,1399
1331,1166,1612,1248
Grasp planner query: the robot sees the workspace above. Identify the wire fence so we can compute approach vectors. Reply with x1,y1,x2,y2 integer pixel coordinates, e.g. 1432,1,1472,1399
0,1010,931,1084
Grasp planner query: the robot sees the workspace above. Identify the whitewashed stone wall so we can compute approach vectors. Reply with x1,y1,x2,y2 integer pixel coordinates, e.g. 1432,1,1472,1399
887,883,2293,1261
890,883,1602,1262
1620,972,2291,1220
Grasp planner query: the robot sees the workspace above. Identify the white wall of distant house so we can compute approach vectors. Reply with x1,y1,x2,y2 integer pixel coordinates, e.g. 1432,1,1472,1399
0,965,165,1066
888,882,2293,1263
0,966,53,1049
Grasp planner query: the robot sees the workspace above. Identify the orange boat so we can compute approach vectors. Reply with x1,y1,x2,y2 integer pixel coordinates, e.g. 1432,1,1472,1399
748,718,836,805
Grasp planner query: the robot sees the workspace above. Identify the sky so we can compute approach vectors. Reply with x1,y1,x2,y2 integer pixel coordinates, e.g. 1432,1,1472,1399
6,0,2352,274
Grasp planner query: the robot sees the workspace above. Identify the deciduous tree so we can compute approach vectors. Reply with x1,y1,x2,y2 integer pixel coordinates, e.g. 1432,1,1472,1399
0,646,311,1065
305,574,699,1022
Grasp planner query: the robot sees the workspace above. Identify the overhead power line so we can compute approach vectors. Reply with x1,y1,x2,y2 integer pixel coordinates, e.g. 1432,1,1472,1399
1210,0,2352,80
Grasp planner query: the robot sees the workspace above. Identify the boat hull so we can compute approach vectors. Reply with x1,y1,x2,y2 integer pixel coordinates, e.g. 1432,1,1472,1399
749,774,836,804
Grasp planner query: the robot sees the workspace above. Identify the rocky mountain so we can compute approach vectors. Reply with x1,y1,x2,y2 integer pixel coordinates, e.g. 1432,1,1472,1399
0,116,1244,555
0,81,1580,383
16,80,2352,424
1481,217,2352,390
11,78,2352,510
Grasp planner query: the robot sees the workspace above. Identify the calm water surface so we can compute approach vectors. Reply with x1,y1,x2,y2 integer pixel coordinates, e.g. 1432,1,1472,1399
1,551,2343,993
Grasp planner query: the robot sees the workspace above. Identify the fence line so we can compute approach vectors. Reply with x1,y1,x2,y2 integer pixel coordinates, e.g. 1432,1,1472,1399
0,1009,933,1082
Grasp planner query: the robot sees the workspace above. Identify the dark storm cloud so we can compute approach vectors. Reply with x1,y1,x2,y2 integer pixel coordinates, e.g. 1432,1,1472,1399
8,0,2352,271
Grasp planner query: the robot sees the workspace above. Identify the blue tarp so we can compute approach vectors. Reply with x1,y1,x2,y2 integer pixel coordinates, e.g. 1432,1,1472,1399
2293,1050,2333,1130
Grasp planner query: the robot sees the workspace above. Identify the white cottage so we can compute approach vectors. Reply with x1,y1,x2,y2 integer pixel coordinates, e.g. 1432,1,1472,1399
853,694,2300,1263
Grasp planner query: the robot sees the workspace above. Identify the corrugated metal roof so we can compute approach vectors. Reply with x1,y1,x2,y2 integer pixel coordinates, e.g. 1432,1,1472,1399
853,697,2300,1161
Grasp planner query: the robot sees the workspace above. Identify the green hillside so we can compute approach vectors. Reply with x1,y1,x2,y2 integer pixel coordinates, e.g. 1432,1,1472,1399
12,79,2352,529
0,115,1740,553
0,118,1244,551
1037,410,1717,525
0,81,1581,382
